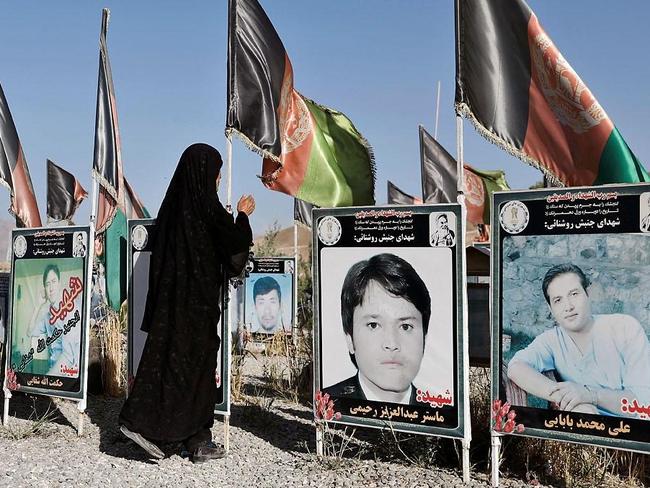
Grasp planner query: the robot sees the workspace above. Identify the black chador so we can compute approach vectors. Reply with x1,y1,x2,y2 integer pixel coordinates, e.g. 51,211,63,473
119,144,252,458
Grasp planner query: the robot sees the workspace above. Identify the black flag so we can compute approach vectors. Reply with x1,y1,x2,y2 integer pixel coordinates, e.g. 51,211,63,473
293,198,315,228
387,181,421,205
47,159,88,224
419,125,457,203
0,83,42,227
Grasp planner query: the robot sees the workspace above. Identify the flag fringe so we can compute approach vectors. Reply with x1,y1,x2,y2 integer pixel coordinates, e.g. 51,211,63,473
455,102,565,188
225,127,282,164
94,186,119,235
0,180,26,226
293,219,311,230
96,212,117,235
0,178,13,197
92,169,120,202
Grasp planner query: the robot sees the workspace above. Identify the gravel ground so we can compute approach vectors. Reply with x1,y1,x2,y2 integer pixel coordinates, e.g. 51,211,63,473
0,358,532,488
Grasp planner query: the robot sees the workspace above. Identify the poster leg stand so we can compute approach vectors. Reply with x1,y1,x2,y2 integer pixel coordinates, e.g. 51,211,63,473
490,432,501,487
77,399,86,436
315,423,324,457
224,414,230,453
462,438,471,483
2,390,10,426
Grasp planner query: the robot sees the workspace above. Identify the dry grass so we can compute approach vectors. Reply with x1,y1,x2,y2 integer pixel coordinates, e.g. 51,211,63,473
94,302,126,397
463,366,650,487
0,398,58,440
231,344,255,404
261,330,311,404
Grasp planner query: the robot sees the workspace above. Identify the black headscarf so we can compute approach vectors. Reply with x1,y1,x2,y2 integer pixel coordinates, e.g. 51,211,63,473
120,143,252,442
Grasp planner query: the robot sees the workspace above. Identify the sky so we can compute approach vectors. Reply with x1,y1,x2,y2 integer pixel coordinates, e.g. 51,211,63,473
1,1,649,234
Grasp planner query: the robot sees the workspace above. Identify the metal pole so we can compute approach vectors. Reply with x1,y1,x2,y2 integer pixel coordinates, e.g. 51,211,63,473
491,433,501,487
78,221,95,436
224,136,234,449
462,438,471,484
316,423,324,457
456,115,464,195
90,179,99,227
293,222,298,346
77,408,85,437
434,80,441,140
224,414,230,453
2,393,10,426
456,114,472,484
226,136,233,210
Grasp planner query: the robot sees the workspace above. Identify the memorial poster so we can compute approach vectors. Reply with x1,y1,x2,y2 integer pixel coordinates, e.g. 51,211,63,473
4,227,91,399
313,205,466,438
244,257,295,335
494,185,650,453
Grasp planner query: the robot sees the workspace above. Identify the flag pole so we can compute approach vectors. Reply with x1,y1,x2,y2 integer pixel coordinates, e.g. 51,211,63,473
45,160,50,226
224,134,234,453
434,81,441,140
226,136,233,211
455,0,473,478
456,114,471,484
293,220,299,345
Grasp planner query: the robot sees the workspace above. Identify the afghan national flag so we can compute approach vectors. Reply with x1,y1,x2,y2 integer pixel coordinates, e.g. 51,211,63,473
92,10,148,312
0,83,42,227
455,0,649,186
92,8,123,233
420,125,457,203
463,165,510,225
387,181,422,205
293,198,315,229
46,159,88,225
226,0,375,207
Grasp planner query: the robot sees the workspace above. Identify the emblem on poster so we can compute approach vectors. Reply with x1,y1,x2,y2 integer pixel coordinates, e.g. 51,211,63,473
317,216,342,246
131,225,149,251
13,235,27,258
499,200,529,234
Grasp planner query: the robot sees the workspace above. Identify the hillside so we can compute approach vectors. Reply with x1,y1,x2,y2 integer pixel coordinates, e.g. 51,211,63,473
253,224,311,261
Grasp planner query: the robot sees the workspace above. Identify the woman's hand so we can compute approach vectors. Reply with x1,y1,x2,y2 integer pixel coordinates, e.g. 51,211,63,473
237,194,256,216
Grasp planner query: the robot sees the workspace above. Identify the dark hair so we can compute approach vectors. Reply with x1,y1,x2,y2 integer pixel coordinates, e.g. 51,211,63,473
253,276,281,302
42,264,60,287
542,263,590,304
341,253,431,342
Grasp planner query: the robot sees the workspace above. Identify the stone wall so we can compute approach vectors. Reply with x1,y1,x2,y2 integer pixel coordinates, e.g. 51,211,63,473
502,234,650,343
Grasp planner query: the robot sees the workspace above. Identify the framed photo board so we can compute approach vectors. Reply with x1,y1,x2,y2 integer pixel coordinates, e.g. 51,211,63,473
313,205,468,438
244,257,295,336
3,226,92,400
493,184,650,453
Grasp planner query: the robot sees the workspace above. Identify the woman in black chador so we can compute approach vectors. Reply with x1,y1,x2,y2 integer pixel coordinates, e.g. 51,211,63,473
119,143,254,463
